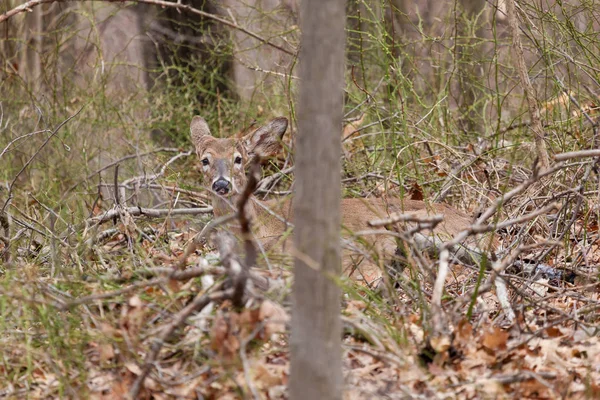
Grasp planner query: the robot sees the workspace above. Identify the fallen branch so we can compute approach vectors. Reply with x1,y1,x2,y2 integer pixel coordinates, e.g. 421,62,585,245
97,264,287,295
368,213,444,228
90,206,212,224
469,202,560,235
125,183,208,201
554,149,600,161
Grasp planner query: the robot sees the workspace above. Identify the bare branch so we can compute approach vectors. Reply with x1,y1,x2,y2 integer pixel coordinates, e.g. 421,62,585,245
65,147,187,194
90,206,212,225
121,151,193,187
368,213,444,228
0,0,296,56
60,277,165,310
554,149,600,161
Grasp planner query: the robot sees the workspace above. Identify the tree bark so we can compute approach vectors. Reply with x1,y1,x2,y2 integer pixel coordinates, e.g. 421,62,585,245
290,0,346,399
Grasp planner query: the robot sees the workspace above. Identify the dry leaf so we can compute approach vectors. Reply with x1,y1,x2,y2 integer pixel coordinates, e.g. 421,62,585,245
409,181,424,201
430,335,451,353
481,326,509,352
125,362,142,376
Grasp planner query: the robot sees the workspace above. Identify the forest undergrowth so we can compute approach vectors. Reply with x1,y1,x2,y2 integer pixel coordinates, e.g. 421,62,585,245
1,0,600,398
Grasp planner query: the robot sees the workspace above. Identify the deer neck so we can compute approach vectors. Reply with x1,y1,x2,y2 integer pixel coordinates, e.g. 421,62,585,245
211,196,234,218
211,194,263,234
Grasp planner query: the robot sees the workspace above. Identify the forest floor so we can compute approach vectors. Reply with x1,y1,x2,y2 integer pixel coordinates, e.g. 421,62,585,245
2,183,600,399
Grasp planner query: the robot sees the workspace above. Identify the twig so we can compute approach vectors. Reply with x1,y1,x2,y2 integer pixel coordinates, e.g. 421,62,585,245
442,164,565,251
172,212,237,271
0,0,296,57
29,193,76,235
256,166,294,192
0,183,11,263
468,202,560,235
114,164,121,207
121,151,192,187
65,147,186,194
233,157,262,306
0,129,50,160
60,277,166,310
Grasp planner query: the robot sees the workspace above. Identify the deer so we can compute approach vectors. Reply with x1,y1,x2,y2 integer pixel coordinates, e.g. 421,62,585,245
190,115,492,285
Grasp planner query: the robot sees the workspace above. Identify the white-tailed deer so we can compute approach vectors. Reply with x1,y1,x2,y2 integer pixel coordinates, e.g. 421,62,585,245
190,116,490,284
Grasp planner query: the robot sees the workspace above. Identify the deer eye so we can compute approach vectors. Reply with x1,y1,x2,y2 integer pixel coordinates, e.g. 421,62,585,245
234,156,242,165
201,158,210,166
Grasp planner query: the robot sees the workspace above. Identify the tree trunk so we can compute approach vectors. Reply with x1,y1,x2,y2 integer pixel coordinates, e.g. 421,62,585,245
218,0,297,102
290,0,346,399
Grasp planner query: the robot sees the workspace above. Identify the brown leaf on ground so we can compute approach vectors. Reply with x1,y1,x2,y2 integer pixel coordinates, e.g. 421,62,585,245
481,326,509,352
409,181,424,201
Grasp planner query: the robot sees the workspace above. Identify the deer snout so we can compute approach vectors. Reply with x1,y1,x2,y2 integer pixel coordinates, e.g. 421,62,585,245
212,178,231,195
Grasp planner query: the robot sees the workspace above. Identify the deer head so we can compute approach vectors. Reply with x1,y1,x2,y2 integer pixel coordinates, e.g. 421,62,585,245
190,116,288,212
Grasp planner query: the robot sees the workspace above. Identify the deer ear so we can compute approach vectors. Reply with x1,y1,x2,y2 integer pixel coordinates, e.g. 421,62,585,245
190,116,212,151
243,117,288,158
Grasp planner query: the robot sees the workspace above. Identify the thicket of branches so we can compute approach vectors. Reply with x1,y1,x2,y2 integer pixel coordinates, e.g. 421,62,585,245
1,0,600,398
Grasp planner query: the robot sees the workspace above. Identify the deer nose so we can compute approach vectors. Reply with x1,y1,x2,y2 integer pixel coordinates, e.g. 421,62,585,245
212,179,231,195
